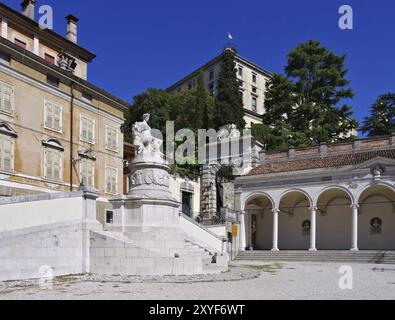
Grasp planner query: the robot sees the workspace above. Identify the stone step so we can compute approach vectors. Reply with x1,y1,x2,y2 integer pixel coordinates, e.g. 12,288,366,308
237,253,395,257
94,231,135,245
235,250,395,264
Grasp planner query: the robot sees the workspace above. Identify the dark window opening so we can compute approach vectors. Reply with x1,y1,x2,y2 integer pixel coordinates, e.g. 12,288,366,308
47,75,59,87
15,38,26,49
209,83,215,96
0,51,10,64
182,192,192,217
45,53,55,64
106,210,114,224
82,91,92,102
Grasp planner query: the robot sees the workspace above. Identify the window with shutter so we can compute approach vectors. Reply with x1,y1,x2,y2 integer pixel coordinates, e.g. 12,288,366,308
0,82,14,115
0,136,14,172
45,150,52,178
44,149,63,181
80,159,94,187
44,100,62,132
105,126,118,151
80,115,95,143
105,166,117,194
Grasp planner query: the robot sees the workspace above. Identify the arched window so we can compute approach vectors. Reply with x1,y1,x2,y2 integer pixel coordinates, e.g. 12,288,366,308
42,137,64,181
78,149,96,187
0,122,17,173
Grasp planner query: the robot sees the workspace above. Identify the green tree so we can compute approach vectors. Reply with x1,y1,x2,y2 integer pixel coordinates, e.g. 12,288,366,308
361,93,395,136
214,48,245,130
195,70,215,129
123,88,172,142
258,40,358,150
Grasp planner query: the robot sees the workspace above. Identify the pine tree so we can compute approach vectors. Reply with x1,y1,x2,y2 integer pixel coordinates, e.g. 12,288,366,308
214,48,245,130
258,40,358,150
122,88,172,143
361,93,395,136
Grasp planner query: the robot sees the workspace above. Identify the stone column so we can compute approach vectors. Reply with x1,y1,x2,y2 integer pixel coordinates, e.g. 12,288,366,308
309,206,317,251
79,186,101,274
271,209,279,251
351,204,359,251
239,211,246,251
200,164,218,219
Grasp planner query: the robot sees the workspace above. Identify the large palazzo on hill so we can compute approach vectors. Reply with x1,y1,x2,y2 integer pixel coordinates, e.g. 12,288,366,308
235,135,395,251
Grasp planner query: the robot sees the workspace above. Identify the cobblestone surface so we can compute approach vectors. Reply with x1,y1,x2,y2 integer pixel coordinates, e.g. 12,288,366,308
1,262,395,300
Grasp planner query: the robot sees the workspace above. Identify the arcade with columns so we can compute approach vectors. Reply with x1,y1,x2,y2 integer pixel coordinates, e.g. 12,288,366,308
234,135,395,252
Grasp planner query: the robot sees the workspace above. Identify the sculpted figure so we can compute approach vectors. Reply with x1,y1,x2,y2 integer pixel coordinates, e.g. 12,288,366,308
132,113,163,154
217,124,240,141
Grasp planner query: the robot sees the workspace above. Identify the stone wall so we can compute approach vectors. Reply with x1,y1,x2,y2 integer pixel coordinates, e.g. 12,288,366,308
0,220,86,281
90,230,203,276
0,192,84,232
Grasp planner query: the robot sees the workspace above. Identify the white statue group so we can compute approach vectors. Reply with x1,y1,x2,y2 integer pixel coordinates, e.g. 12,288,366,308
132,113,163,155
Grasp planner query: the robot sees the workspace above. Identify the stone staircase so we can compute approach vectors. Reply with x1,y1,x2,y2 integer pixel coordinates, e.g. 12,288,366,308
235,250,395,264
94,229,228,274
183,239,228,273
94,230,136,245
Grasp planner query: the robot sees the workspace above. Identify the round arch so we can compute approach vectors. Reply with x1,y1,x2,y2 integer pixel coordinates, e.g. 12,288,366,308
315,186,354,250
244,192,275,250
356,183,395,250
278,188,313,208
278,188,313,250
314,185,355,207
244,192,275,211
356,182,395,204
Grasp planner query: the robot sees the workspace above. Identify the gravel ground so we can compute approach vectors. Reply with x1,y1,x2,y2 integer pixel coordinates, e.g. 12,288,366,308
1,262,395,300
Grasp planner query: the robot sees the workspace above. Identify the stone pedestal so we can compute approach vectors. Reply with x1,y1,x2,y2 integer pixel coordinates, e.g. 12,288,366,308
111,153,185,256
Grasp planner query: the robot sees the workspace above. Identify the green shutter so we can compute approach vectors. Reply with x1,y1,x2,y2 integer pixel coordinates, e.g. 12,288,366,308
1,83,14,114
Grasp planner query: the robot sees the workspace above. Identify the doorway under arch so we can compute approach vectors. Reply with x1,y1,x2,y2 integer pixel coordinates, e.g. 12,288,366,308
316,188,353,250
278,190,312,250
244,194,274,250
358,185,395,250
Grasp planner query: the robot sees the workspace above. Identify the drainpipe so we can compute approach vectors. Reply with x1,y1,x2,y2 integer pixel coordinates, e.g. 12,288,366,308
70,82,75,191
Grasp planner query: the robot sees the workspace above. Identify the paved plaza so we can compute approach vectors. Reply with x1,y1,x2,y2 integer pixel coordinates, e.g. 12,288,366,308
1,262,395,300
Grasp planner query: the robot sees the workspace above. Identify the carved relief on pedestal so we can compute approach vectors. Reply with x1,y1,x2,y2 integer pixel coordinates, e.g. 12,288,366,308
131,168,170,188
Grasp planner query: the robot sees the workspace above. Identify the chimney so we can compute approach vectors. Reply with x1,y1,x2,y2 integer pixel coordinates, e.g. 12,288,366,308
21,0,36,20
66,15,79,44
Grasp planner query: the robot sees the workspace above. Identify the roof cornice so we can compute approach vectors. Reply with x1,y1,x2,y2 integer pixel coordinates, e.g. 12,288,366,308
166,50,273,92
0,3,96,62
0,37,129,112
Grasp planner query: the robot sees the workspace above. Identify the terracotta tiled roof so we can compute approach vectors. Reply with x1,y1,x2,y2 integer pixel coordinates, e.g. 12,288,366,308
248,149,395,176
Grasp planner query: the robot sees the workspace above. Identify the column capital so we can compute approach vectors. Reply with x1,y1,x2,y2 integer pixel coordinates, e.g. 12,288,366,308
350,204,359,209
272,208,280,214
309,206,318,211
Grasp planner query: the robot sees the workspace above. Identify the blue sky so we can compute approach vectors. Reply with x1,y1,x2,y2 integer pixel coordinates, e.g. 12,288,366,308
3,0,395,132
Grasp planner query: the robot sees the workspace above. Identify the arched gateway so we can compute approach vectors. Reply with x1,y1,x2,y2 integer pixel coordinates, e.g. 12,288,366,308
236,135,395,252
